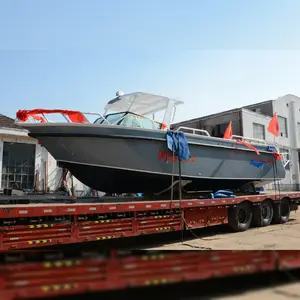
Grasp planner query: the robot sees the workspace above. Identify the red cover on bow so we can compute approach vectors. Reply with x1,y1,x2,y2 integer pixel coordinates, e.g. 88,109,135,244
16,109,88,123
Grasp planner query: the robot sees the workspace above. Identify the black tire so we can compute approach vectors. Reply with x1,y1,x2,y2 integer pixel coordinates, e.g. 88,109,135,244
272,198,291,224
252,199,274,227
228,201,253,232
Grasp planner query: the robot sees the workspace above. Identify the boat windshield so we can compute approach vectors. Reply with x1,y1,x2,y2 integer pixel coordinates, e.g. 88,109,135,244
94,112,125,125
94,112,161,130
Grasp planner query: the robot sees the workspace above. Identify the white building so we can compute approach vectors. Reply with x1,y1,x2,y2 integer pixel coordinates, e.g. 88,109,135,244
173,94,300,190
0,114,89,195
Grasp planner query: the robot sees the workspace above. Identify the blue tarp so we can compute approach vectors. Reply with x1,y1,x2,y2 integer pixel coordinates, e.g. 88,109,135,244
212,190,236,198
166,130,191,161
256,186,265,192
199,190,236,199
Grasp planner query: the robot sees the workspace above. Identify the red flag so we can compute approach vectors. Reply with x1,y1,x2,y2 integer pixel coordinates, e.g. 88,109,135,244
268,113,279,137
223,121,233,139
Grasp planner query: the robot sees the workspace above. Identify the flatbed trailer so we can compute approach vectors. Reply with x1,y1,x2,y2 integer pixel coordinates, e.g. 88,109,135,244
0,250,300,300
0,191,298,251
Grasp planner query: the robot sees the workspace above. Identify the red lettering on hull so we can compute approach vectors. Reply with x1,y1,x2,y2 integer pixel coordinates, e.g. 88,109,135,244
158,150,196,163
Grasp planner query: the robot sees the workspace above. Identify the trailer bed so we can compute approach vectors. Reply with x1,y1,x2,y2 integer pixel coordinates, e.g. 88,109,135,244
0,191,298,251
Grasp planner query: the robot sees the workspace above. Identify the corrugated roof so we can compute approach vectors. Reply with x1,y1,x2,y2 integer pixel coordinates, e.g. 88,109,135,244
0,114,22,129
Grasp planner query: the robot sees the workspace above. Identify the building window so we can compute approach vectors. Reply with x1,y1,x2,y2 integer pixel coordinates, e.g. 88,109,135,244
1,142,36,190
279,148,290,170
297,122,300,143
278,116,288,138
252,123,265,140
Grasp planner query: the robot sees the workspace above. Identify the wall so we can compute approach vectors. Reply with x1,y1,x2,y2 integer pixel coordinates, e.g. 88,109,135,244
273,95,300,147
241,109,275,142
272,95,300,188
0,129,89,195
200,110,242,137
0,131,38,190
243,101,273,117
174,110,242,137
0,140,3,189
241,108,293,187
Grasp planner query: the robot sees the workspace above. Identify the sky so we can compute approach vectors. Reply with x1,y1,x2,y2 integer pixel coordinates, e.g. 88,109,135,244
1,0,300,123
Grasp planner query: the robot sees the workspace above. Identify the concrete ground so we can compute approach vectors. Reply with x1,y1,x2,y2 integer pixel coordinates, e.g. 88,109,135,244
212,282,300,300
143,210,300,250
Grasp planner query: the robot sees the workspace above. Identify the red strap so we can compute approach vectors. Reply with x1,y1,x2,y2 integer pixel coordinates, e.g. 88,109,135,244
236,139,260,155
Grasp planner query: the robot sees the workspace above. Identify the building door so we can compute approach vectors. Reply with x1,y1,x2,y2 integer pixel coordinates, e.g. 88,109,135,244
212,123,228,138
1,142,36,190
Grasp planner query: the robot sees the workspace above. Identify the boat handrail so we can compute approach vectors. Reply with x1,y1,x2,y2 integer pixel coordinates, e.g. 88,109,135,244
231,135,267,145
175,127,271,146
176,126,211,136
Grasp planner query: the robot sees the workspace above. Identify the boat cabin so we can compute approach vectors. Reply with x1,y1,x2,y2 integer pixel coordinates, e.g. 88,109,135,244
100,91,183,130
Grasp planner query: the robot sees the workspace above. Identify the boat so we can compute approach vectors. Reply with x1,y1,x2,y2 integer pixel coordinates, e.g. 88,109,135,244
15,91,286,195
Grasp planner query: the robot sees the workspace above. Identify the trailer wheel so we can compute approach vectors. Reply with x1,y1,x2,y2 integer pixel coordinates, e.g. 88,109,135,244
252,199,274,227
272,198,291,224
228,202,253,232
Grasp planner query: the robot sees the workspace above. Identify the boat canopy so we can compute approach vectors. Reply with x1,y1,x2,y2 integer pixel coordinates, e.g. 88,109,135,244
104,92,184,115
16,109,89,123
15,91,183,129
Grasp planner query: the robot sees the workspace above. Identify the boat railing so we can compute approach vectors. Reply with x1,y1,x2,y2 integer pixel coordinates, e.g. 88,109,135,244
64,112,104,123
15,109,104,124
176,126,210,136
176,127,269,145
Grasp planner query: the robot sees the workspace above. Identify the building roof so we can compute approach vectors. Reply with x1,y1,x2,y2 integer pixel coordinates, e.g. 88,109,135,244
0,114,22,129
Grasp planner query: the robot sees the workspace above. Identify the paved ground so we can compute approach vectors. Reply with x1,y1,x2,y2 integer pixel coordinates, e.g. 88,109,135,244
212,282,300,300
142,210,300,250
